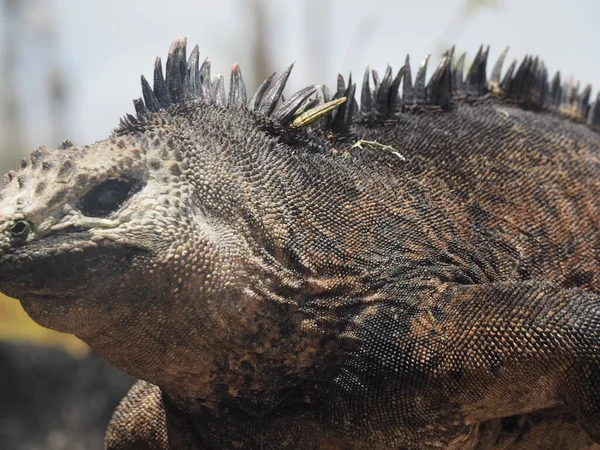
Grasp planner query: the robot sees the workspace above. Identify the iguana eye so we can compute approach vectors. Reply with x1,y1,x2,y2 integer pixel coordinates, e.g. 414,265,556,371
80,180,135,217
10,220,30,241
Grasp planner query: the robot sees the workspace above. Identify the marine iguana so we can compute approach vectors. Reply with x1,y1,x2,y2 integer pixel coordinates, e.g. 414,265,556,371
0,38,599,449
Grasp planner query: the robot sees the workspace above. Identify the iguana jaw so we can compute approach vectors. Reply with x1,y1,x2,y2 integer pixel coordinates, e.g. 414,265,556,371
0,227,144,294
0,223,148,336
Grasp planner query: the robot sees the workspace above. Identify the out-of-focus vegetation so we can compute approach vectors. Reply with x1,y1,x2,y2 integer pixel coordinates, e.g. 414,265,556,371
0,293,89,356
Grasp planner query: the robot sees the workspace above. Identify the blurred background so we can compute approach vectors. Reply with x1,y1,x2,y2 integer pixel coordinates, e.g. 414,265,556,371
0,0,599,448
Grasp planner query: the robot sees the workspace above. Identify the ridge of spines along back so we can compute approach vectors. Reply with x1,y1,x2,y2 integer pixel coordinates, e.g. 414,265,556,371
128,38,346,134
128,38,600,136
356,44,598,126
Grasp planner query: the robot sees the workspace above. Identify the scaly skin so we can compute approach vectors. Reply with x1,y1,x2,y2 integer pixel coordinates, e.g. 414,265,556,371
0,41,599,448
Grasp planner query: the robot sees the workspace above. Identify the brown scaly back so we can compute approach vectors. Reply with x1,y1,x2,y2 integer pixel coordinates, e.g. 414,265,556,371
121,38,600,138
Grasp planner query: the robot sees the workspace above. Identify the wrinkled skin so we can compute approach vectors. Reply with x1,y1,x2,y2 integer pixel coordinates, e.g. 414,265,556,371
0,96,600,449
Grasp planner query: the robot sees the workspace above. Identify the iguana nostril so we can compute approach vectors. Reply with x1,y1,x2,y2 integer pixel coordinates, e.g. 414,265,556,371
10,220,31,241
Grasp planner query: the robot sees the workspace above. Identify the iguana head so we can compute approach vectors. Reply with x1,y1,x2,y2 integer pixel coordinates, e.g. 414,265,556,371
0,39,348,399
0,136,156,334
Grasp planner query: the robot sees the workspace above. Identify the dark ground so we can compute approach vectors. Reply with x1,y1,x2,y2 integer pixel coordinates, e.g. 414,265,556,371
0,341,135,450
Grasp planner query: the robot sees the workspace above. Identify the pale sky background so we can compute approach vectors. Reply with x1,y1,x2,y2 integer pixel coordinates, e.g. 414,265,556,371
0,0,599,174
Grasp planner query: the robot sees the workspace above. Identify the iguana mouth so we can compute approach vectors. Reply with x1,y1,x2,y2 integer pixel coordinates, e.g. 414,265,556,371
0,228,146,297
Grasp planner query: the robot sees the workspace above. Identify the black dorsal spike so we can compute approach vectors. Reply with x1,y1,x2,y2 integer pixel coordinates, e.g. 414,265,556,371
530,57,544,106
550,71,562,107
489,46,509,93
509,56,544,107
588,93,600,125
187,44,201,98
271,85,317,124
466,45,489,96
564,79,580,107
361,65,373,116
539,63,550,107
579,84,592,117
371,69,381,93
228,63,247,107
388,67,403,115
481,46,490,86
333,82,357,133
375,65,393,117
248,73,275,112
319,85,333,130
140,75,160,112
133,98,148,116
526,57,539,102
427,55,452,107
414,55,430,105
349,73,360,120
345,82,357,126
441,46,455,94
199,58,211,100
211,75,226,106
337,73,346,94
259,63,294,116
500,58,518,96
453,52,466,95
541,65,551,108
321,84,332,103
536,61,549,107
153,57,172,108
331,88,347,131
516,56,536,102
402,55,415,105
510,56,532,101
165,38,187,103
328,75,343,128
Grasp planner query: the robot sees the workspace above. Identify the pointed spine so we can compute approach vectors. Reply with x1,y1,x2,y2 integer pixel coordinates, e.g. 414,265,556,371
199,58,211,100
337,74,346,94
549,71,562,107
187,44,201,98
427,55,452,107
248,73,274,112
388,67,403,115
133,98,148,116
466,45,489,96
414,55,430,105
271,85,317,124
153,57,172,108
402,55,415,105
374,65,393,117
333,81,356,133
165,38,187,103
228,63,247,107
259,63,294,116
211,75,226,106
588,93,600,125
141,75,160,112
500,58,517,95
489,46,509,94
453,52,466,95
579,84,592,118
361,66,373,116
